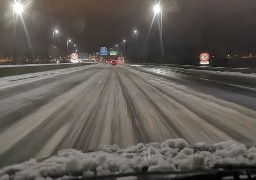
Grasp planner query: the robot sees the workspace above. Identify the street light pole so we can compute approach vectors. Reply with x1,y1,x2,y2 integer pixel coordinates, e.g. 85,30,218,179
67,39,71,56
123,39,128,53
154,3,164,62
134,30,139,56
12,1,25,64
116,44,119,52
53,29,59,46
73,44,78,53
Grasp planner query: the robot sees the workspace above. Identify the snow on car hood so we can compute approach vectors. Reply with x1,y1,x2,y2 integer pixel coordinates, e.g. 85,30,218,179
1,138,256,179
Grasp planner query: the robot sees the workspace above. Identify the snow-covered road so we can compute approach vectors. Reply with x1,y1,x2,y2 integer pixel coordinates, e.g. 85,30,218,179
0,64,255,167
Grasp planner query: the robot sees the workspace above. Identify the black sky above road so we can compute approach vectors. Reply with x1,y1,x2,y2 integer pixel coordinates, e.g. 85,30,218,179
0,0,256,64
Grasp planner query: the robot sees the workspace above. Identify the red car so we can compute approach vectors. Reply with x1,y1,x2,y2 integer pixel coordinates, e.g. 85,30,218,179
111,60,117,65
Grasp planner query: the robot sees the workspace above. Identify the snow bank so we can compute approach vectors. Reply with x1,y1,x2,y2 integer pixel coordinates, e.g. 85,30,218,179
1,139,256,179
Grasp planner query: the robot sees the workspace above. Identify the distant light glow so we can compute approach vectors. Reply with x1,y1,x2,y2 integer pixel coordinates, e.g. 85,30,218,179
116,44,118,47
134,30,138,34
13,1,24,15
54,30,59,34
154,4,161,14
68,39,71,42
123,39,126,43
12,1,34,55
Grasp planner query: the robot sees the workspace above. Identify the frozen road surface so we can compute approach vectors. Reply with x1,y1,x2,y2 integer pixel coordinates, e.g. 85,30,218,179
0,64,256,167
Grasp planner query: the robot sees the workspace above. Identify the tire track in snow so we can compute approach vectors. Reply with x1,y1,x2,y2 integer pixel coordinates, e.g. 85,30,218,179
115,68,149,143
72,70,112,150
0,67,105,167
126,67,254,144
123,70,185,139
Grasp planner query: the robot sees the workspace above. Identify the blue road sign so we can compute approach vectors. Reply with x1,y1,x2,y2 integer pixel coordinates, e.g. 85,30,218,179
100,47,108,56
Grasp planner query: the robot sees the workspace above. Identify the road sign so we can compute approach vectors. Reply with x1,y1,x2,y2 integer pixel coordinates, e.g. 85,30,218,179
100,47,108,56
200,52,210,61
110,51,118,56
70,53,78,60
199,52,210,65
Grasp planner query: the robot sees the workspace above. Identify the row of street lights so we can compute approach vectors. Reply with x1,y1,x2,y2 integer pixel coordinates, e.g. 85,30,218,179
12,1,162,61
52,29,77,56
115,3,162,58
114,29,138,54
12,1,78,61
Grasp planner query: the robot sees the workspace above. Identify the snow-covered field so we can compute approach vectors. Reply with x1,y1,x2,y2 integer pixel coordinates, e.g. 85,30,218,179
1,139,256,179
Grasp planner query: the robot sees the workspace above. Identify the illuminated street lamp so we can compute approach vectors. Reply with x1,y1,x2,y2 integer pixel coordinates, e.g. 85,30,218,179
53,29,59,38
154,4,161,14
116,44,119,51
12,1,26,64
123,39,128,53
53,29,59,46
67,39,71,55
153,3,164,61
133,29,139,53
13,1,24,15
73,44,77,53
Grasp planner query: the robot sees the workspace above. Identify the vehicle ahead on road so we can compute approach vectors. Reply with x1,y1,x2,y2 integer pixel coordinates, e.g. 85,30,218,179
110,60,117,65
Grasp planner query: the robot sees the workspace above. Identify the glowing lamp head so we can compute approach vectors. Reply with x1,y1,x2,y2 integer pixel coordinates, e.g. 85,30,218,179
13,2,24,15
154,4,161,14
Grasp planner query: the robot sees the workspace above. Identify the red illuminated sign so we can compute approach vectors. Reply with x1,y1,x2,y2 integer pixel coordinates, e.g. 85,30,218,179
70,53,78,60
199,52,210,65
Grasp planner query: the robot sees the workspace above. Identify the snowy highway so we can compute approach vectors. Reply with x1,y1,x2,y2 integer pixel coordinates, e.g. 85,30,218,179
0,64,256,167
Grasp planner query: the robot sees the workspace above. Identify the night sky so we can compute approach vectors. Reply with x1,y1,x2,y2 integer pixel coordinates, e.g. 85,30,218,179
0,0,256,64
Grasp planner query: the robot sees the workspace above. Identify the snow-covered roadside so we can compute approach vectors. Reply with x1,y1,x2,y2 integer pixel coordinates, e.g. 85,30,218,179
129,65,256,77
1,139,256,180
179,68,256,78
0,64,99,90
131,65,256,78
